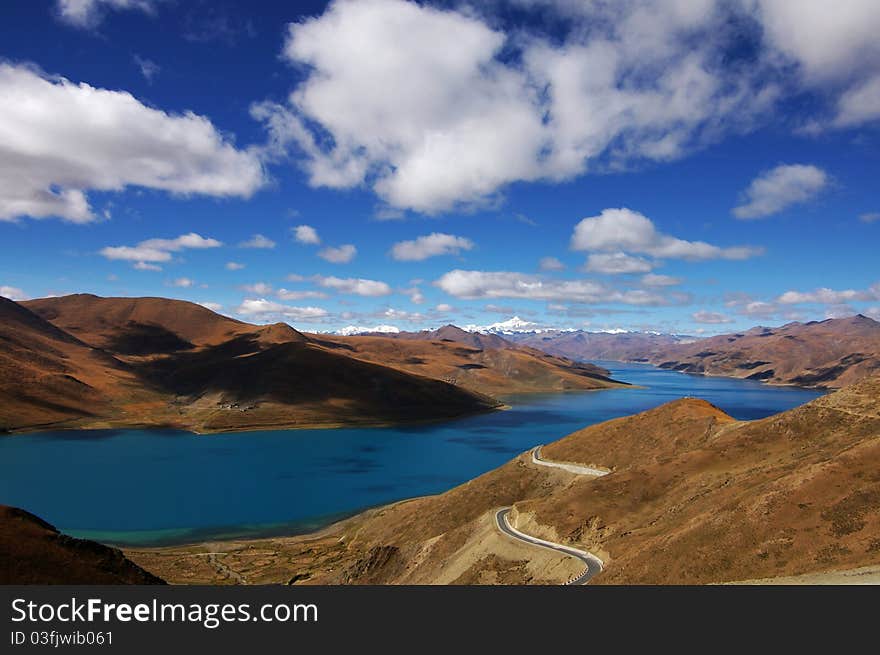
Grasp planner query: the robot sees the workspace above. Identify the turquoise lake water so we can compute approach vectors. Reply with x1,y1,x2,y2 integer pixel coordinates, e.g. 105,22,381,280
0,363,823,546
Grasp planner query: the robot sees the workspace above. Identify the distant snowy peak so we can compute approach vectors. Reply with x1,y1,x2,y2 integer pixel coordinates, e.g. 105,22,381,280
464,316,549,335
335,324,400,336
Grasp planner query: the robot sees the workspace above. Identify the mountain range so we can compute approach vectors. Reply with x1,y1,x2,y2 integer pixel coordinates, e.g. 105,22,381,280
0,294,623,433
492,315,880,389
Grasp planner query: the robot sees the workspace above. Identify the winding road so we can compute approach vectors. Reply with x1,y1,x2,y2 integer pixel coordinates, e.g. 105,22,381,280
531,445,609,477
495,508,603,585
492,444,609,585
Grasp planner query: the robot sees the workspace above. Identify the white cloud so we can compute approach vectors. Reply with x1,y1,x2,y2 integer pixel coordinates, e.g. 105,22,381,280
101,246,172,263
435,303,454,312
318,244,356,263
256,0,776,215
390,233,474,261
241,282,274,295
0,63,264,222
100,232,221,269
859,212,880,224
235,299,328,322
276,288,328,301
314,276,391,297
584,252,653,274
833,75,880,127
133,261,162,271
776,284,880,305
692,310,734,324
732,164,828,219
56,0,158,28
1,285,28,301
378,308,426,322
751,0,880,82
402,286,425,304
539,256,565,271
865,307,880,321
571,208,761,260
198,301,223,311
169,277,195,288
225,261,245,271
239,234,276,249
434,269,670,306
641,273,682,287
292,224,321,245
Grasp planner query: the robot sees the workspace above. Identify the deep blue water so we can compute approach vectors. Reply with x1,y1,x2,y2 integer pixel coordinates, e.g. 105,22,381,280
0,363,822,546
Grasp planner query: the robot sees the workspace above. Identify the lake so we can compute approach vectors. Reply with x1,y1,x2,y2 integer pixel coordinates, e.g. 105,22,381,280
0,363,823,546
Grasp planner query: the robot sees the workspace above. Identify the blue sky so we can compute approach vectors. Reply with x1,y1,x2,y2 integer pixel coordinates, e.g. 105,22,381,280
1,0,878,335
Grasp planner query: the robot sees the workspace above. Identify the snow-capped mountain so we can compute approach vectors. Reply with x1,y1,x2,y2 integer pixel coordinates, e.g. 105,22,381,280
334,324,401,336
463,316,562,335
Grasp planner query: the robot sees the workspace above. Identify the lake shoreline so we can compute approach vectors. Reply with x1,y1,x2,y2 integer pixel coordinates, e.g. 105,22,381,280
0,363,825,549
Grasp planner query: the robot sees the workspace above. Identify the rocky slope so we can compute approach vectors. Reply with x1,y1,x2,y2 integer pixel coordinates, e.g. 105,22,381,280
648,315,880,389
319,331,620,397
0,505,165,584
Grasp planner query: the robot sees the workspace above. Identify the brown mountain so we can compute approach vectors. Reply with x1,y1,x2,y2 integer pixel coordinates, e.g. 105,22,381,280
316,331,621,397
0,505,164,584
508,329,692,363
648,315,880,388
3,294,624,434
379,324,517,351
131,374,880,585
2,295,498,433
0,296,161,432
24,293,290,351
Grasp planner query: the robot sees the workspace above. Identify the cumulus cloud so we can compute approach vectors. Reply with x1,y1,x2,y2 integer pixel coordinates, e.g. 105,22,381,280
225,261,245,271
832,75,880,128
390,233,474,261
198,301,223,312
732,164,828,219
1,285,28,301
276,288,328,301
239,234,276,249
0,63,264,222
100,232,221,269
434,269,671,306
776,284,880,305
318,244,356,263
539,257,565,271
692,310,734,324
56,0,158,28
751,0,880,83
572,208,761,260
293,224,321,245
235,298,328,322
859,212,880,224
255,0,780,214
584,252,653,274
314,276,392,297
